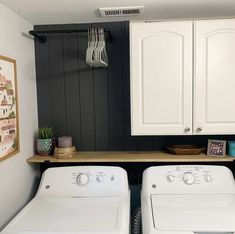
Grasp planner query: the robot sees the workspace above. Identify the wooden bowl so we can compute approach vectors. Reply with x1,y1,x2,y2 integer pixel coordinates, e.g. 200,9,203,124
166,145,205,155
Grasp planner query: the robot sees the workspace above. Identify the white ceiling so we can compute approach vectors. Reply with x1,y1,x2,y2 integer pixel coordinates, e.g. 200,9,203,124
1,0,235,25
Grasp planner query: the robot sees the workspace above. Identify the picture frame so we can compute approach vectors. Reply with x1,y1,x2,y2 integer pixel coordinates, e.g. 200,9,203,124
0,55,19,162
207,139,226,157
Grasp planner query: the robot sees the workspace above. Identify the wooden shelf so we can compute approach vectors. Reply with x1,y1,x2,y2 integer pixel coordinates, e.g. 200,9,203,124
27,151,235,163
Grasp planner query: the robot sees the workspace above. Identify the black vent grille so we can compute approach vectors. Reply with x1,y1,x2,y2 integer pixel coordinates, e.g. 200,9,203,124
122,9,140,15
104,10,122,16
103,8,141,16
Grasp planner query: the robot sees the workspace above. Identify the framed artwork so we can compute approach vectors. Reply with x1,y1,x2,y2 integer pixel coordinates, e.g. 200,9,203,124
207,139,226,157
0,55,19,162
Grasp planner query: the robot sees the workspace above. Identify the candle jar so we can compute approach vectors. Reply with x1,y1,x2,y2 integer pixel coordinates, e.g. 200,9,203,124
58,136,72,148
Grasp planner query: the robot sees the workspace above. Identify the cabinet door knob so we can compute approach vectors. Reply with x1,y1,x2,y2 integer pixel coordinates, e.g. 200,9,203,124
184,127,190,133
196,127,202,132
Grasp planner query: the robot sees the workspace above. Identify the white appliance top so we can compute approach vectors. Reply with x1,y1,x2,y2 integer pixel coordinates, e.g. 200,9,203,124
151,194,235,232
3,196,129,234
2,166,130,234
37,166,129,197
142,165,235,232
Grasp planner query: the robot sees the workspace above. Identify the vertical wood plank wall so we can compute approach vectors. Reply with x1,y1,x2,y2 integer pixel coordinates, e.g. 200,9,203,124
34,21,235,151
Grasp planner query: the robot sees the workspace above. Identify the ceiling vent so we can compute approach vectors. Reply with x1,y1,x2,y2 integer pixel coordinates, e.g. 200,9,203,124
99,6,144,17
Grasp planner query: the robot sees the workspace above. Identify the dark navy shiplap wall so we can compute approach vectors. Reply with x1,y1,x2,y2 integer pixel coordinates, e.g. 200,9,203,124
34,21,235,151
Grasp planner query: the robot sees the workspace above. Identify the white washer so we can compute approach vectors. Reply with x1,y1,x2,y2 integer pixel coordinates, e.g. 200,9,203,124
141,165,235,234
1,166,130,234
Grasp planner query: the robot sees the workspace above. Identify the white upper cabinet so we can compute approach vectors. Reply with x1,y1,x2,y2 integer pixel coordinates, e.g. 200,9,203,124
130,21,193,135
131,19,235,135
194,19,235,135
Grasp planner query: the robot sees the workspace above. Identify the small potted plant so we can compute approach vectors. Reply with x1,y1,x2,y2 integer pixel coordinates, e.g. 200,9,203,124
36,127,54,155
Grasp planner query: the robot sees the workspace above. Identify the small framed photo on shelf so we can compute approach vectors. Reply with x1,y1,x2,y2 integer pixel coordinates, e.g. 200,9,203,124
207,139,226,157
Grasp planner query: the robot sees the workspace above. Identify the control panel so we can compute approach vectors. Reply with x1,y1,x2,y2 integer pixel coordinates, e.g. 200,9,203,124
142,165,235,195
37,166,129,197
71,170,114,186
165,166,214,185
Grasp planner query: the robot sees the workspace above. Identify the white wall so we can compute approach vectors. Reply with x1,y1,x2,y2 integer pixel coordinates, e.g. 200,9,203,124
0,3,39,230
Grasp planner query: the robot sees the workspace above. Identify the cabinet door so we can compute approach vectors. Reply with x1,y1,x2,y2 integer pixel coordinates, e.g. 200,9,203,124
194,19,235,135
130,21,193,135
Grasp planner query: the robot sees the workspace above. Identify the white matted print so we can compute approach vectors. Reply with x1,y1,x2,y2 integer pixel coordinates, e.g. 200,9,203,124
0,55,19,162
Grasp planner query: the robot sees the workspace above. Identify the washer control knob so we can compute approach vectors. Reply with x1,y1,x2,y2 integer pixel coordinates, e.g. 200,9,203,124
76,173,89,186
96,174,105,183
204,174,212,182
183,172,195,185
167,174,175,182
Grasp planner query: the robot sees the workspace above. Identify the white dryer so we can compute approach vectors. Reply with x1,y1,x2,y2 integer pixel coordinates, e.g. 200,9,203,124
1,166,130,234
141,165,235,234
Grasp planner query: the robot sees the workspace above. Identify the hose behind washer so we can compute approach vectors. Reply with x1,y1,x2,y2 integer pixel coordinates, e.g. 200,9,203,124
131,207,142,234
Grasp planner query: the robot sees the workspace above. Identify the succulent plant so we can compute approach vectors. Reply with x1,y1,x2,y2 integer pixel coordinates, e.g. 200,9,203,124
37,127,54,139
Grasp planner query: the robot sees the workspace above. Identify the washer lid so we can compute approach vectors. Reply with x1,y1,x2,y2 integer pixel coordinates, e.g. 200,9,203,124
5,196,128,233
151,194,235,232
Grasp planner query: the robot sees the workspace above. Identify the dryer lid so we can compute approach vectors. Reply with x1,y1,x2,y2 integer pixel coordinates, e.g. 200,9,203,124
5,196,128,233
151,194,235,232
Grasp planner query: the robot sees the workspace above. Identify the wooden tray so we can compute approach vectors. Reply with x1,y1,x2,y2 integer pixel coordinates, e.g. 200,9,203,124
166,145,205,155
54,146,76,159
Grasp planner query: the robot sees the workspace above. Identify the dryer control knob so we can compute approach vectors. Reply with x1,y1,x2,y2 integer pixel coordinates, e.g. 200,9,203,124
76,173,89,186
167,174,175,182
183,172,195,185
